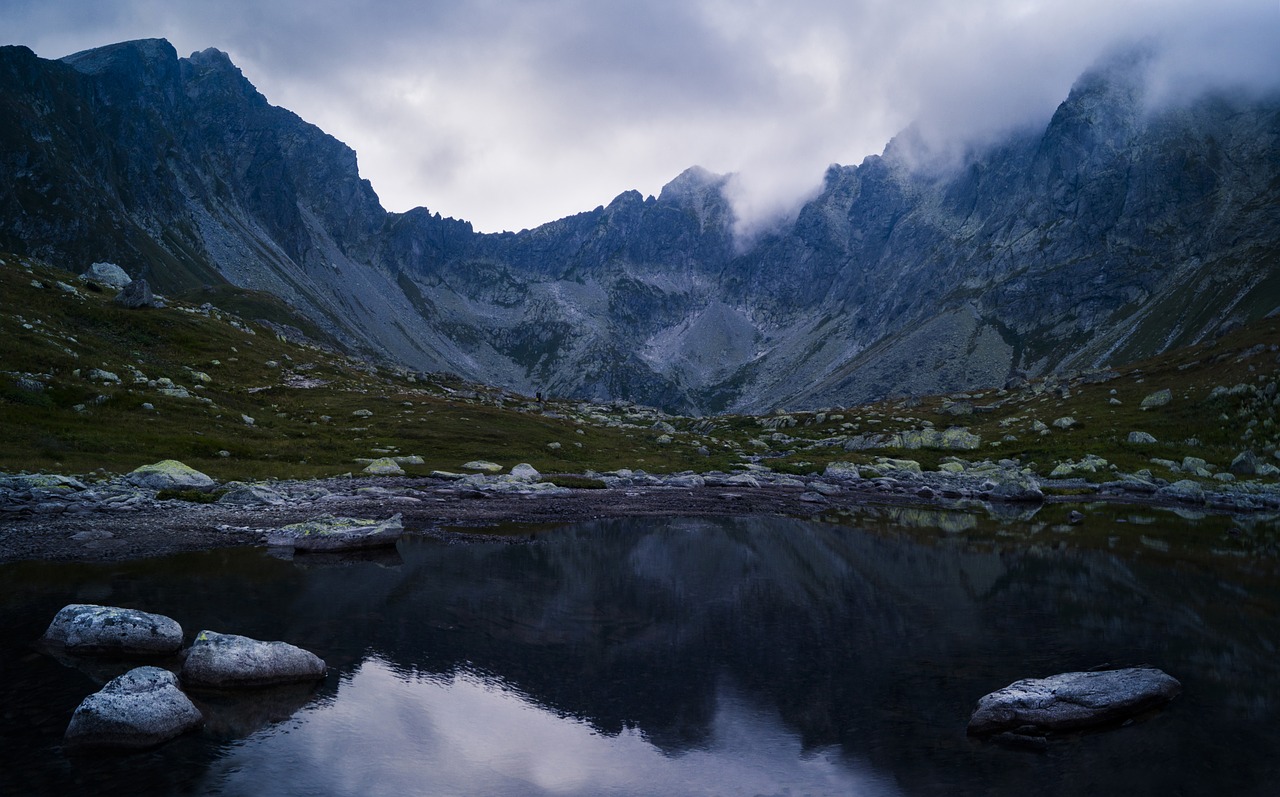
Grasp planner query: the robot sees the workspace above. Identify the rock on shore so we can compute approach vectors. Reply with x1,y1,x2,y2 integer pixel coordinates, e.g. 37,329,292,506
266,513,403,552
125,460,216,491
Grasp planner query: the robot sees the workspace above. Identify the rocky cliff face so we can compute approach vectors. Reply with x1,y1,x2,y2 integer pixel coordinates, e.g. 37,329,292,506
1,41,1277,413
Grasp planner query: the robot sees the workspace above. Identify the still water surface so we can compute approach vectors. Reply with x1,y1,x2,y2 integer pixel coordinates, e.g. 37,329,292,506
1,509,1278,796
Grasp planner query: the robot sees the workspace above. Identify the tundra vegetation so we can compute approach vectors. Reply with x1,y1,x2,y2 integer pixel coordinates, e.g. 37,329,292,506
3,252,1278,499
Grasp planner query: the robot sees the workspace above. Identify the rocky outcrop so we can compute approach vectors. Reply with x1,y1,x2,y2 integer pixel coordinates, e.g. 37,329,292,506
126,459,216,491
362,457,405,476
43,604,183,657
83,261,131,289
64,667,202,749
181,631,326,689
112,278,156,309
266,514,403,552
967,667,1182,736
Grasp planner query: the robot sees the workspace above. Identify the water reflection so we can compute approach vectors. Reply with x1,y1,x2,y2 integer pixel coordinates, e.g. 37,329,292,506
1,514,1279,796
205,657,891,797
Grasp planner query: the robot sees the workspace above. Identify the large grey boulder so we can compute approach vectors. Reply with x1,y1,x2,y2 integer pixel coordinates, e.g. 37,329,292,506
43,604,183,656
113,277,156,309
181,631,326,689
217,482,286,506
362,457,405,476
126,459,216,491
968,667,1182,736
824,461,862,480
980,468,1044,502
266,513,403,552
83,261,132,289
508,463,541,481
1159,479,1206,504
1140,389,1173,409
65,667,202,749
1230,450,1259,477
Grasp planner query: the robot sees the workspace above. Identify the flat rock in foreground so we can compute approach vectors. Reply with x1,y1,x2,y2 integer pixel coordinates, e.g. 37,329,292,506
967,667,1182,736
65,666,202,750
181,630,326,689
266,513,403,552
43,603,184,657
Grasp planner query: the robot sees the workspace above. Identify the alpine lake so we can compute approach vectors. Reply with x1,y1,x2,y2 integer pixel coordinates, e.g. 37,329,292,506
2,502,1278,796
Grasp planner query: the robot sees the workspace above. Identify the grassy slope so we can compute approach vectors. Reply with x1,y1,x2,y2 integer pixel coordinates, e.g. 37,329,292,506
1,252,1277,487
0,255,731,479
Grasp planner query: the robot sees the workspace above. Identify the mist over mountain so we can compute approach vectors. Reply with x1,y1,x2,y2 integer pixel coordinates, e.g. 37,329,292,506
1,39,1277,414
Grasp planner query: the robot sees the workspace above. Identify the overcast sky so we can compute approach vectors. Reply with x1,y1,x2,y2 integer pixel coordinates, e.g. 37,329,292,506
5,1,1279,233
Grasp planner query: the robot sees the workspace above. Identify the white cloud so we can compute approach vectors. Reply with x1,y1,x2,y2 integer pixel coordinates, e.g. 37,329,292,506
4,0,1278,232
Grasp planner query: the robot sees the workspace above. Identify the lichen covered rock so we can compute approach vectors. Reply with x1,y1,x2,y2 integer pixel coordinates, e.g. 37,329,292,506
65,667,202,749
43,604,183,657
362,457,404,476
267,513,403,552
1140,388,1173,409
181,631,326,689
126,459,216,491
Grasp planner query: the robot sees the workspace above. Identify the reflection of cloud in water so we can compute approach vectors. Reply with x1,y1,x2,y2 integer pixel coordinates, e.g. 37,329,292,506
205,656,897,797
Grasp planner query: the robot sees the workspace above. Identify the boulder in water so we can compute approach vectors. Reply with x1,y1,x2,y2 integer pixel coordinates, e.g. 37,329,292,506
181,631,326,689
43,604,183,657
65,666,202,750
968,667,1182,736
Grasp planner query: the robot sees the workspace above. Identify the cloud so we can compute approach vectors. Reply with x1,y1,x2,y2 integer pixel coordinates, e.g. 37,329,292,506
4,0,1278,233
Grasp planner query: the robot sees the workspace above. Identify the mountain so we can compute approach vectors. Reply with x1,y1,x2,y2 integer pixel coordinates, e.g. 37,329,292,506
1,40,1277,414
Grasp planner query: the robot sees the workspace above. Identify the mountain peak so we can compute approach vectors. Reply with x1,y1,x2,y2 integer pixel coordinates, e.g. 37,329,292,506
659,165,729,204
60,38,178,76
185,47,238,72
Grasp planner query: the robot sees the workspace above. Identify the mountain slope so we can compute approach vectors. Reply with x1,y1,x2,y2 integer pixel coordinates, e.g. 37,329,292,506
0,41,1277,414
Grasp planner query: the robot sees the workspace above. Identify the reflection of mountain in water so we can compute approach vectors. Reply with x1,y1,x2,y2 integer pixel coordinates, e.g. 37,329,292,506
1,516,1278,795
268,516,1280,795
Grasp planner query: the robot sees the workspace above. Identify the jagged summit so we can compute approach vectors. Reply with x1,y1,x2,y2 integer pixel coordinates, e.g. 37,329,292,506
0,41,1276,414
60,38,178,75
659,166,728,201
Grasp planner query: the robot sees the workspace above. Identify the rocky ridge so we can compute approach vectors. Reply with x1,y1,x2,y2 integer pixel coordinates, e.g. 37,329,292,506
1,41,1276,413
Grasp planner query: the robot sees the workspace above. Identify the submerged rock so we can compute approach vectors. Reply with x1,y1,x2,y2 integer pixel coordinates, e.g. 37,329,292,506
968,667,1181,736
126,459,216,491
43,604,183,657
65,667,202,750
181,631,326,689
267,513,403,552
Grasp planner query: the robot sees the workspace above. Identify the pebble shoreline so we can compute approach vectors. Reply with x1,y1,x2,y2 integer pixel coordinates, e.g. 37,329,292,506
3,461,1277,564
